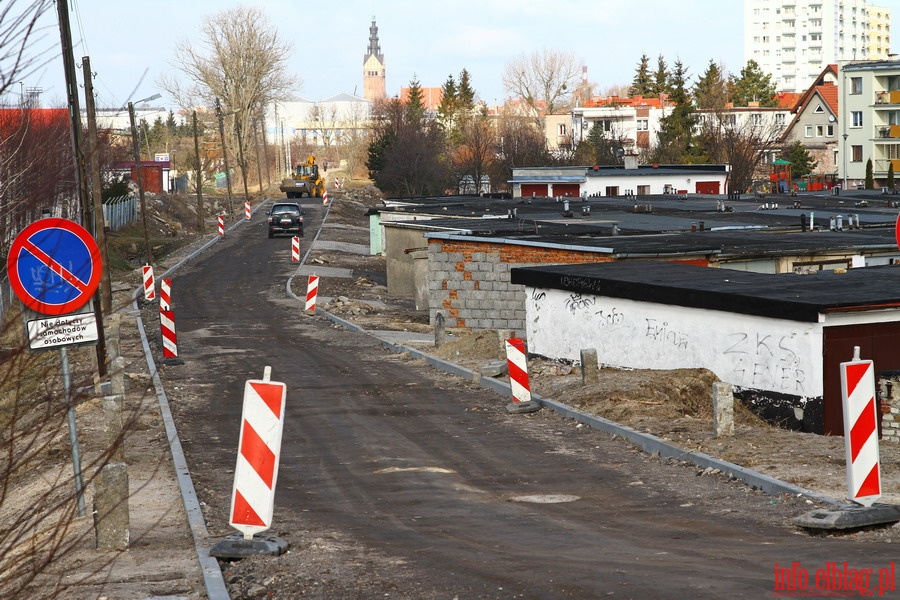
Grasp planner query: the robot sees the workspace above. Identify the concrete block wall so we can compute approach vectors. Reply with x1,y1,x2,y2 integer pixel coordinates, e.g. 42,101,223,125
427,238,608,334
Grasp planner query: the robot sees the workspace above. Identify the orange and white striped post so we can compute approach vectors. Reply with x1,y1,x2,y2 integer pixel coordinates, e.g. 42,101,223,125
305,274,319,314
291,237,300,262
218,215,225,236
322,190,329,206
229,366,286,539
505,337,541,414
245,201,251,220
142,265,155,301
840,347,882,506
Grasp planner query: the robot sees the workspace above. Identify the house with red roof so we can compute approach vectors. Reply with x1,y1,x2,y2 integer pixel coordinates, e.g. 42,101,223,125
779,64,840,176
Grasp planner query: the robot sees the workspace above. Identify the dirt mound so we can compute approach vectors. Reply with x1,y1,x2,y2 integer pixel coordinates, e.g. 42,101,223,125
551,367,766,425
432,330,504,361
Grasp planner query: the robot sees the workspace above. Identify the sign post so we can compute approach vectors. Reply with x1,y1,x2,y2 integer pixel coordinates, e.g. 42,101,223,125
6,217,103,517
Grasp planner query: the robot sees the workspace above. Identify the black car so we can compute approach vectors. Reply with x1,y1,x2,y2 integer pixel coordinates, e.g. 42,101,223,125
267,203,304,238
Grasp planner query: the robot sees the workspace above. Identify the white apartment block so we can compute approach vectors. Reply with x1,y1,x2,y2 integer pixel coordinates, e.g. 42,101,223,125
745,0,892,92
570,96,673,156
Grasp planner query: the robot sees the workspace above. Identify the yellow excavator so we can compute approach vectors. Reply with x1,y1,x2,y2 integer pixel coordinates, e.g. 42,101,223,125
280,155,325,199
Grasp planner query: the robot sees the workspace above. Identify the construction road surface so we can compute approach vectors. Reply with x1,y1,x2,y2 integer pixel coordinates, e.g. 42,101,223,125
148,198,898,599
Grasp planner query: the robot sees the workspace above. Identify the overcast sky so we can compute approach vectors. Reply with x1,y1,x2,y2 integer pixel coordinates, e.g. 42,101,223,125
16,0,900,111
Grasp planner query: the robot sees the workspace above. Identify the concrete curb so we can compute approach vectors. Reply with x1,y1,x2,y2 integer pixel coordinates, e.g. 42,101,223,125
133,300,230,599
315,310,847,508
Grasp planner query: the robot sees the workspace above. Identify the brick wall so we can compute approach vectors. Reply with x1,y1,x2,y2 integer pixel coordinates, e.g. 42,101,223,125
427,238,609,334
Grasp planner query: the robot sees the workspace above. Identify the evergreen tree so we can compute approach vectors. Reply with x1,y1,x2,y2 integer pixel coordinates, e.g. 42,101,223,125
438,74,458,130
782,141,817,179
405,75,426,125
630,54,653,97
732,60,778,107
653,59,699,163
888,161,895,189
693,60,729,110
866,158,874,189
651,54,670,97
457,69,476,111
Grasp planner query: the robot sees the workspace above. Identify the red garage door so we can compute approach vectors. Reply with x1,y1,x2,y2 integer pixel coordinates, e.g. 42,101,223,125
521,184,548,197
552,184,581,197
695,181,720,194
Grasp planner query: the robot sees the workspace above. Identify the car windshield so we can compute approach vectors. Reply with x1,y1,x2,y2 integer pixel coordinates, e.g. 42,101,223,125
273,207,300,216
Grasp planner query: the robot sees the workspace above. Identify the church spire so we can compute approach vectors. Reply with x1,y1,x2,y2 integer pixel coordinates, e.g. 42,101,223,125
365,16,384,64
363,16,386,102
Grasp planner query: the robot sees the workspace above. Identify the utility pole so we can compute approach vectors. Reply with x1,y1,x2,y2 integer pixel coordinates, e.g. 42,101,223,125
253,115,264,192
193,110,205,234
215,98,234,213
259,112,271,187
57,0,107,379
129,102,153,264
235,113,251,204
82,56,112,316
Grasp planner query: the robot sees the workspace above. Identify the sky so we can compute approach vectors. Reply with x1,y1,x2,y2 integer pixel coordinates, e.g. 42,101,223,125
14,0,900,111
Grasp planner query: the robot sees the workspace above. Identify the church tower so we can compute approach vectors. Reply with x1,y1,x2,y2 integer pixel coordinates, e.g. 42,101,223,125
362,17,386,102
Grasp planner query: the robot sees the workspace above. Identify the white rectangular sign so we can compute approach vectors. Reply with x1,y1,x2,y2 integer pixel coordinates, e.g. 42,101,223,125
27,312,99,350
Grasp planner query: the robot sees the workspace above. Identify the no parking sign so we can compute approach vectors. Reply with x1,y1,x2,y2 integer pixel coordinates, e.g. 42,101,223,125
7,218,101,349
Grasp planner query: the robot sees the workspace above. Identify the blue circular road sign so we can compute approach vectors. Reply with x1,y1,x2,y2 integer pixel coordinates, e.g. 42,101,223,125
7,218,102,315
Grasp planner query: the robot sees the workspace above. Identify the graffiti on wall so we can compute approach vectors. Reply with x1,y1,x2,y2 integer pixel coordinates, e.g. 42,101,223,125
723,332,806,393
644,318,689,349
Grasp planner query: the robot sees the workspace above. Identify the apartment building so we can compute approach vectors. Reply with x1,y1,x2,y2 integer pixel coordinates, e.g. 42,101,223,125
570,95,673,156
840,59,900,187
745,0,891,92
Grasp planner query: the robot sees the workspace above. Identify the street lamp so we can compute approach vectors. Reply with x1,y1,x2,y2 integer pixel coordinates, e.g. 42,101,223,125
128,93,162,264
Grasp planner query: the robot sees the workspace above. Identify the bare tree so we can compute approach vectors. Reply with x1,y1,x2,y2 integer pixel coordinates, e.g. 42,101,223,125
502,48,581,123
452,115,496,194
162,6,297,202
307,103,339,148
0,1,56,100
696,111,784,192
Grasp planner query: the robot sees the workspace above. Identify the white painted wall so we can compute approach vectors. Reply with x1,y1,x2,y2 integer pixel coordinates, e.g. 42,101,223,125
524,287,824,398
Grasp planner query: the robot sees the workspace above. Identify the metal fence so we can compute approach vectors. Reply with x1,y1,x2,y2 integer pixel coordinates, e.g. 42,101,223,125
103,195,138,231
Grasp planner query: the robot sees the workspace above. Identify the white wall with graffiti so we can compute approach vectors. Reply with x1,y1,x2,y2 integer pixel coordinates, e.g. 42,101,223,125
523,286,824,399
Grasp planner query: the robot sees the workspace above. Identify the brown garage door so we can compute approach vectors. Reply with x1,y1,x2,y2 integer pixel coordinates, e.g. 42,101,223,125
695,181,720,194
521,184,548,197
823,322,900,435
552,184,581,197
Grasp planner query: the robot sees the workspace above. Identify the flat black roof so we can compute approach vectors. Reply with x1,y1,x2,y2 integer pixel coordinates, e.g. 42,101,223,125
510,261,900,322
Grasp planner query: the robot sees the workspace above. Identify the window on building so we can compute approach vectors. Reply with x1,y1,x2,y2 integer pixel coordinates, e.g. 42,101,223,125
814,104,824,113
558,124,567,136
852,145,863,162
775,113,785,126
805,125,813,137
636,118,649,131
851,111,863,128
850,77,863,94
826,124,834,137
816,125,825,136
750,113,763,126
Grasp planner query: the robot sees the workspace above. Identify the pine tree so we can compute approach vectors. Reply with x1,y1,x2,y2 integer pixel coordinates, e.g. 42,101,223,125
457,69,476,111
693,60,729,110
438,74,458,129
732,60,778,107
405,76,426,125
630,54,653,97
653,60,698,163
866,158,874,189
651,54,670,97
782,141,817,179
888,161,895,190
